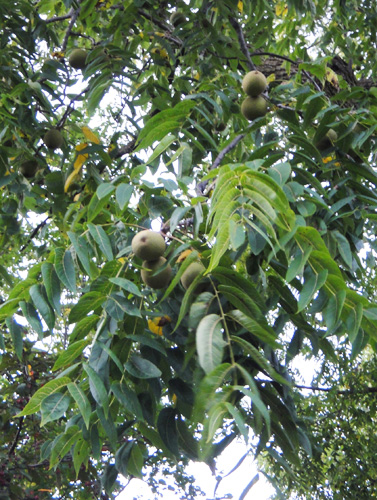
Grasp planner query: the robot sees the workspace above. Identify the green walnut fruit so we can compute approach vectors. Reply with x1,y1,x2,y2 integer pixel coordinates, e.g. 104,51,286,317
43,129,63,150
20,159,38,178
241,96,268,121
170,11,186,27
132,230,166,260
242,70,267,96
68,49,88,70
180,262,206,292
141,257,172,289
315,129,337,151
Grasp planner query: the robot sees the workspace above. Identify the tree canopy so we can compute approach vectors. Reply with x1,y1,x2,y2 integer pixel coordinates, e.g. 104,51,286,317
1,0,377,498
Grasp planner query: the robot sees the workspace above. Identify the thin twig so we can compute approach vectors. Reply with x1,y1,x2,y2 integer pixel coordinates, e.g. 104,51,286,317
229,17,256,71
20,216,50,253
8,417,24,457
62,3,82,52
45,12,73,24
258,379,377,395
196,131,249,195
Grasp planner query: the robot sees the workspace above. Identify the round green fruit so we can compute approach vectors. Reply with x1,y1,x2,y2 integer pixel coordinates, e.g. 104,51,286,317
68,49,88,70
170,11,186,27
242,71,267,96
141,257,172,289
315,129,337,151
43,129,63,150
241,96,268,121
132,230,166,261
20,159,38,178
180,262,206,291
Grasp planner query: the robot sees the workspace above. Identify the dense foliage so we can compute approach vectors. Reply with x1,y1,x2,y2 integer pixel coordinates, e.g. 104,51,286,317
1,0,377,498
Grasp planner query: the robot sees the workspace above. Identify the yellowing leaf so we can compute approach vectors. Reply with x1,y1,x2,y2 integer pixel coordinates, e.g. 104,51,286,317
148,316,171,336
155,32,166,37
323,155,334,164
237,1,243,13
325,68,339,88
148,318,163,336
81,126,100,144
276,3,288,17
74,142,88,170
177,249,193,263
193,71,200,81
76,142,88,152
64,170,80,193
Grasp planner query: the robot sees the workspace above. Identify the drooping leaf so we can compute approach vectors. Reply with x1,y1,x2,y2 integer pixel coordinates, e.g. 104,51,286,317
67,382,92,430
124,354,162,379
53,339,90,371
157,407,179,456
41,392,71,426
196,314,227,374
16,377,72,417
54,247,77,293
88,223,114,261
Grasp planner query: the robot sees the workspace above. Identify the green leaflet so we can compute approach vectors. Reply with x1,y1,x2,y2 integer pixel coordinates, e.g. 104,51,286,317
88,223,114,261
207,165,295,272
297,269,328,312
6,317,23,361
53,339,90,371
69,292,106,324
83,364,109,417
135,101,195,151
227,309,280,348
231,336,290,386
196,314,227,374
49,426,82,469
29,284,55,331
41,393,71,426
16,376,72,417
67,382,92,430
41,262,61,315
193,363,234,422
54,247,76,293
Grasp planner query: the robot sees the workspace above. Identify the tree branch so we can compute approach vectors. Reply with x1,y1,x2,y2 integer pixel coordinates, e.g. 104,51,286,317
8,416,24,457
196,130,249,195
20,216,50,253
228,17,256,71
45,12,73,24
259,379,377,395
62,3,83,53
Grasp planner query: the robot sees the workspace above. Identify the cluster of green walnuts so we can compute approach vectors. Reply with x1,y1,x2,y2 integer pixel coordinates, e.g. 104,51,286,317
241,70,268,121
131,230,205,291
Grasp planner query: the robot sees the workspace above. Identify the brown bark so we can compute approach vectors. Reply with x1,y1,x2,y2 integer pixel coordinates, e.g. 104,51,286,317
257,54,375,98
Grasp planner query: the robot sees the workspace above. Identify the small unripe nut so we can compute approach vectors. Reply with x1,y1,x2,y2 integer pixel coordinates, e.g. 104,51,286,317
141,257,172,289
180,262,206,292
68,49,88,70
241,96,268,121
242,71,267,96
132,230,166,261
43,129,63,150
